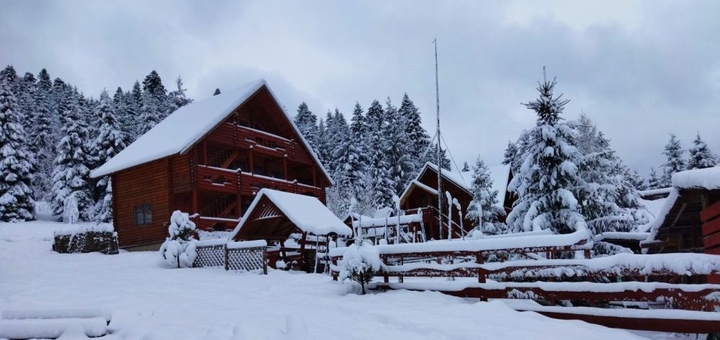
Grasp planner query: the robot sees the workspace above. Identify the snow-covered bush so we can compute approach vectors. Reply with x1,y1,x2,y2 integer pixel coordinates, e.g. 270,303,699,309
63,192,80,224
339,239,383,294
159,211,198,268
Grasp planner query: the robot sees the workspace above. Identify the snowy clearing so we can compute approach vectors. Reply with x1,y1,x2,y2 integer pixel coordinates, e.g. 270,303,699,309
0,222,701,339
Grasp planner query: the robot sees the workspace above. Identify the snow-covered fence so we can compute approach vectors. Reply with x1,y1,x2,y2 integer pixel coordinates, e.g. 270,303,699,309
52,224,118,255
192,239,267,274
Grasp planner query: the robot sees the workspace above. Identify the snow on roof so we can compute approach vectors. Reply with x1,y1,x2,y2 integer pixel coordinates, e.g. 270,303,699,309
91,80,266,178
672,167,720,190
640,197,668,220
637,187,672,198
90,79,332,184
229,189,351,238
638,188,679,237
403,163,511,208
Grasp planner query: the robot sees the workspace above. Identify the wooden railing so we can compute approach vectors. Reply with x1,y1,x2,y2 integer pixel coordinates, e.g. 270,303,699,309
195,165,324,198
207,123,315,165
328,231,720,333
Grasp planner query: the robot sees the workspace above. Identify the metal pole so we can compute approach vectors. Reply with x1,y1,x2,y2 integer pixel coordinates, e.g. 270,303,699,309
434,39,443,240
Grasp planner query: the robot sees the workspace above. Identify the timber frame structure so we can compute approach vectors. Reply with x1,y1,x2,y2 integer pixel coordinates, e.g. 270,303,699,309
91,80,332,248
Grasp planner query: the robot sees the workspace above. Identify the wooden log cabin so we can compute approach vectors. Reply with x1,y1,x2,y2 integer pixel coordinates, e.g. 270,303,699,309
398,163,513,240
90,79,332,249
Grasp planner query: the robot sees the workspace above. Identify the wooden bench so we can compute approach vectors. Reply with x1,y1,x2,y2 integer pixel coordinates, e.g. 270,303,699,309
0,308,111,339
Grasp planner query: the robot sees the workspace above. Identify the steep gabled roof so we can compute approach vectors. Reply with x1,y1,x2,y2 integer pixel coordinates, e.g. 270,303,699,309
400,162,511,208
90,79,332,184
229,189,351,240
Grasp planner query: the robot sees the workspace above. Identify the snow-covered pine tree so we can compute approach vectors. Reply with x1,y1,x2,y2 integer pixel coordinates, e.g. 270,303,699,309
660,133,685,187
126,81,143,140
326,109,353,216
18,73,37,133
647,167,662,189
346,103,373,215
572,116,634,234
28,76,54,200
366,99,394,209
112,87,134,147
383,98,411,196
89,90,127,223
317,116,327,167
687,133,716,170
51,93,93,222
138,90,162,136
628,170,647,191
506,73,587,234
465,157,505,235
423,143,451,171
0,79,35,221
37,69,52,92
398,93,431,182
461,162,470,172
294,102,320,155
167,76,193,114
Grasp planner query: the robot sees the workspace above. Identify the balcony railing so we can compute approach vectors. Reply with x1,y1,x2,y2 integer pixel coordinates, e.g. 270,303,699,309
196,165,324,198
207,123,315,164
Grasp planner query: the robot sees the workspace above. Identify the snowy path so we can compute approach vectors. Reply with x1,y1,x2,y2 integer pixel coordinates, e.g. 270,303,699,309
0,222,698,339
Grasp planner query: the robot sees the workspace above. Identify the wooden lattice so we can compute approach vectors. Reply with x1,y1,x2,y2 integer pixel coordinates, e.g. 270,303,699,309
228,247,266,273
193,244,225,268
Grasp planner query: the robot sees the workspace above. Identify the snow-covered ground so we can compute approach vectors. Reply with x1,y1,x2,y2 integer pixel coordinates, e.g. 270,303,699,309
0,222,704,339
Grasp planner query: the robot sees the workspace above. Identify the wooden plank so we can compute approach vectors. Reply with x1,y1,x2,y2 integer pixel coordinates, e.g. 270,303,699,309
702,217,720,237
703,232,720,249
701,199,720,223
520,310,720,333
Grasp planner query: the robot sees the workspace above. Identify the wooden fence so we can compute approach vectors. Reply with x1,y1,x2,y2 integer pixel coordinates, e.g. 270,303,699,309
329,230,720,333
192,239,268,274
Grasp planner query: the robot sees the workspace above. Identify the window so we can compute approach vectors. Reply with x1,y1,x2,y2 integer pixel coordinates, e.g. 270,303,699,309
134,204,152,225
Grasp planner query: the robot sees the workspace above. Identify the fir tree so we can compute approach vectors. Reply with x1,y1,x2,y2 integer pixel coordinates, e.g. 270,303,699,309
628,170,647,191
28,78,54,199
423,143,451,171
0,80,35,221
51,94,92,221
506,72,587,234
317,117,327,166
141,70,169,121
294,102,320,155
383,98,410,196
660,133,685,187
466,157,505,235
90,90,127,223
398,93,431,181
687,133,716,170
461,162,470,172
213,88,221,96
366,99,394,209
647,167,662,189
167,76,193,114
37,69,52,92
137,90,162,136
346,103,373,214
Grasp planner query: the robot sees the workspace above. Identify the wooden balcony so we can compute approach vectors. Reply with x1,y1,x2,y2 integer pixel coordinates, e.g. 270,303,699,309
196,165,324,198
206,123,315,164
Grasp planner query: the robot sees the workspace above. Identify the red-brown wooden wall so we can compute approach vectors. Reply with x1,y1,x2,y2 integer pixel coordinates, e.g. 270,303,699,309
702,200,720,283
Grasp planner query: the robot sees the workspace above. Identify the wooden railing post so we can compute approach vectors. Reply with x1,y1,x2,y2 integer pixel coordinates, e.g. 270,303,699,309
399,255,404,283
224,244,229,271
263,248,268,275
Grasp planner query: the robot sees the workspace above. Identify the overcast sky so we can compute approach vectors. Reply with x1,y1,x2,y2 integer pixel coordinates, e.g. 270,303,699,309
2,0,719,176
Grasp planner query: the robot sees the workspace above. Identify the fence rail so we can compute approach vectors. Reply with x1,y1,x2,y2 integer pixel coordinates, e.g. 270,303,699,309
192,240,267,274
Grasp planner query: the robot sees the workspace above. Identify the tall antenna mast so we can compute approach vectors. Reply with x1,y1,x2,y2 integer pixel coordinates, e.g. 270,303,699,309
434,38,443,239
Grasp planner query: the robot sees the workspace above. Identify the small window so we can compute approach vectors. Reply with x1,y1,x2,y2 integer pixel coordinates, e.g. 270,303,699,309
134,204,152,225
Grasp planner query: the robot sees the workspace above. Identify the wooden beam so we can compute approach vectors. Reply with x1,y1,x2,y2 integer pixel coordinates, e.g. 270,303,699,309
283,156,288,181
202,141,208,165
249,148,254,175
221,150,240,169
669,203,688,229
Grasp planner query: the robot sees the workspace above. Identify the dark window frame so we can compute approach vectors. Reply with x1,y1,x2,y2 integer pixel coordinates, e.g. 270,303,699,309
134,204,152,226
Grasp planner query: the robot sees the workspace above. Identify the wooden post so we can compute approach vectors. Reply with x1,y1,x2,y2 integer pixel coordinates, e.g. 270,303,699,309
202,141,208,165
263,248,268,275
399,255,404,283
476,254,487,301
236,170,242,218
283,155,288,181
224,245,229,271
249,147,254,175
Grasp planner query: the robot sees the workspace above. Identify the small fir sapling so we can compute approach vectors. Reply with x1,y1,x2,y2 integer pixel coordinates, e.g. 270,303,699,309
339,239,383,294
159,210,199,268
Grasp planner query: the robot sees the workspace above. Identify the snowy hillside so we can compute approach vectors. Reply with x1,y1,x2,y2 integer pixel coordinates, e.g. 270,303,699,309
0,221,697,339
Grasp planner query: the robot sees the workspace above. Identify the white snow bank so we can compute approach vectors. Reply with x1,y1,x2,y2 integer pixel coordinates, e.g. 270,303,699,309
672,167,720,190
2,308,112,322
53,223,114,237
330,229,592,257
0,317,107,339
595,232,650,241
228,240,267,250
230,189,351,238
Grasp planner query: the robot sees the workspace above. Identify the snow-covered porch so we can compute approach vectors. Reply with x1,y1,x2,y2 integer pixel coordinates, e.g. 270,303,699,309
228,189,352,271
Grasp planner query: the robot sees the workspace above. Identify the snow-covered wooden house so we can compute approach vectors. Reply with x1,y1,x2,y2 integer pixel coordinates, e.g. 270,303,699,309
644,167,720,258
90,80,333,249
398,163,512,240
